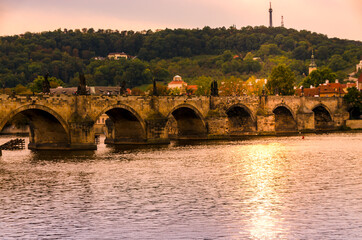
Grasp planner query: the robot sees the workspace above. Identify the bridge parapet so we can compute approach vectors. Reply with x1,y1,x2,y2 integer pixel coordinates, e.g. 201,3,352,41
0,94,350,150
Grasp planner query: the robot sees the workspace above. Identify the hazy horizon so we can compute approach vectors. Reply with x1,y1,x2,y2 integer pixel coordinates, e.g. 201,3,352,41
0,0,361,41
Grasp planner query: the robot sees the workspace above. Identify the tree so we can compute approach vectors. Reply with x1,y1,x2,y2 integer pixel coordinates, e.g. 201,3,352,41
292,45,309,60
328,54,349,71
302,67,336,87
267,64,295,95
244,76,265,96
28,75,64,92
14,84,32,95
221,50,233,62
131,87,145,95
146,83,169,95
344,87,362,112
218,76,245,96
192,76,213,96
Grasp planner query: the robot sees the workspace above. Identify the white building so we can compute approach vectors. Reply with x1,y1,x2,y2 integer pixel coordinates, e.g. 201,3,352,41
168,75,188,89
107,52,129,60
356,60,362,72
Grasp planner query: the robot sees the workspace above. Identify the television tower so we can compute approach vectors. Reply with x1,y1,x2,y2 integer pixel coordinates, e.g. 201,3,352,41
281,16,284,27
269,2,273,27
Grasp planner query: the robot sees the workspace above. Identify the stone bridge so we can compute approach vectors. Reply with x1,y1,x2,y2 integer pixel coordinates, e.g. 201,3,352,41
0,94,349,150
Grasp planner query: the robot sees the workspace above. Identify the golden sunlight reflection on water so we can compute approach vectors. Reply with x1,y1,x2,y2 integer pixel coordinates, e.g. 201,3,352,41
0,133,361,239
228,143,290,239
244,144,289,239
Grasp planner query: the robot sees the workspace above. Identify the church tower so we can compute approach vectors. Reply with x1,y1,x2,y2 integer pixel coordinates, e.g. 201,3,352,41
269,2,273,27
309,50,317,74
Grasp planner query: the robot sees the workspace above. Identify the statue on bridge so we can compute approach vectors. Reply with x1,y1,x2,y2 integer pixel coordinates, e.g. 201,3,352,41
42,73,51,94
77,73,88,95
152,78,158,96
210,79,218,96
119,80,126,95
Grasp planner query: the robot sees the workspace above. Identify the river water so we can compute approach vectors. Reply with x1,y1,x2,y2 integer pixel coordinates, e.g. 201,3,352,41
0,133,361,239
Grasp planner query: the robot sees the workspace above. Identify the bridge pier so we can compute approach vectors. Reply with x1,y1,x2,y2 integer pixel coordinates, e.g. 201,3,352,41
27,122,97,151
145,116,170,144
256,114,276,133
67,116,97,150
296,99,315,131
104,113,170,145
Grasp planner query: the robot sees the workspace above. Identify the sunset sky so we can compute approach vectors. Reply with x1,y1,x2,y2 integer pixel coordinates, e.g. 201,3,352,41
0,0,361,41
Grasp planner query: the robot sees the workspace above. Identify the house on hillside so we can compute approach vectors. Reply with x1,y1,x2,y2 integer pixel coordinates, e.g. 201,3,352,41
358,73,362,91
356,60,362,72
295,80,356,97
107,52,134,60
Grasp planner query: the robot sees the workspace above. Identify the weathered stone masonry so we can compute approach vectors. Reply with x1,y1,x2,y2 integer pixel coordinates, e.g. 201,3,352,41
0,94,349,150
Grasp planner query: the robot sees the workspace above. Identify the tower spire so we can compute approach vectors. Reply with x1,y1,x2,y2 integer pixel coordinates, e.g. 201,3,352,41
309,50,317,74
269,2,273,28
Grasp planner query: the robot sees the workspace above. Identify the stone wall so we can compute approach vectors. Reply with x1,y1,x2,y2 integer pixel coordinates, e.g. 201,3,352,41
346,120,362,129
0,94,350,149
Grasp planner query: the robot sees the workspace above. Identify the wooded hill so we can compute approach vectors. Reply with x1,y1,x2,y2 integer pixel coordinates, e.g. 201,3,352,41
0,26,361,91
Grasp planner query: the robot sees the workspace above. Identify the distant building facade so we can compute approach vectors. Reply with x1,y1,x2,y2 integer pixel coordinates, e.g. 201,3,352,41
168,75,187,90
356,60,362,72
167,75,197,94
94,114,108,134
295,80,356,97
107,52,129,60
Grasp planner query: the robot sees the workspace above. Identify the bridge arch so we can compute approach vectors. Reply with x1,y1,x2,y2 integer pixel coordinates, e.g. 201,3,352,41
0,104,70,148
312,104,333,129
167,104,207,138
97,104,147,143
272,104,297,132
226,104,256,133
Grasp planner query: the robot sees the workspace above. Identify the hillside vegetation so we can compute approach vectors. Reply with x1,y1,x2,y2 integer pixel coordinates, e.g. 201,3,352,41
0,26,361,92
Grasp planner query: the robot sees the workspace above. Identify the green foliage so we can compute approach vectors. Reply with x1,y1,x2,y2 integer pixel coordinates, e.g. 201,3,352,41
14,84,32,95
344,87,362,111
0,27,359,91
222,50,233,62
328,54,349,71
130,87,144,95
146,83,169,95
267,64,295,95
168,87,181,95
28,75,64,93
257,44,281,57
302,68,336,87
335,71,347,83
191,76,213,96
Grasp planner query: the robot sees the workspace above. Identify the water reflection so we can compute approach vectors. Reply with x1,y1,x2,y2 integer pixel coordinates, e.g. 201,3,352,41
242,143,289,239
0,133,361,239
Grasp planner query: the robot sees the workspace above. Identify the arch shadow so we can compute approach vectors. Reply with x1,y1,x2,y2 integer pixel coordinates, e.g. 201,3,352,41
97,104,147,144
167,104,207,139
312,104,334,130
0,104,70,149
226,104,256,133
273,105,297,132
